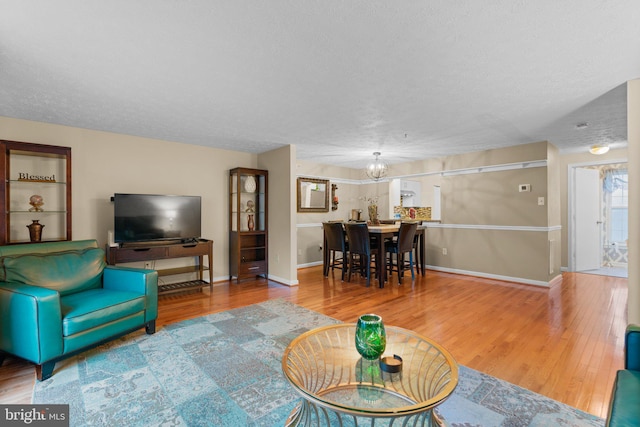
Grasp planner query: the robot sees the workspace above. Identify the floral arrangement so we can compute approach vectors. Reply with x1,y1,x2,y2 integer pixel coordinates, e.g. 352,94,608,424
358,196,379,224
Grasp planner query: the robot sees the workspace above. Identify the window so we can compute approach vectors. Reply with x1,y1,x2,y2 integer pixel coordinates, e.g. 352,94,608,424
605,169,628,244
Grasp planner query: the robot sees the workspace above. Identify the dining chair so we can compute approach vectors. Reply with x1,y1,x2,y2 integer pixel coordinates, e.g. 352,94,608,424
344,222,377,287
385,222,418,284
322,222,348,280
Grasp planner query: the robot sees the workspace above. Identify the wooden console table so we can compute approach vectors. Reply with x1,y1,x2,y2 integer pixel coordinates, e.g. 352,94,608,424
106,239,213,295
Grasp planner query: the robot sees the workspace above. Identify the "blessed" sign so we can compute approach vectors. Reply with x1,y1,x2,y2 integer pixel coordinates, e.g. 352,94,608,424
17,172,57,182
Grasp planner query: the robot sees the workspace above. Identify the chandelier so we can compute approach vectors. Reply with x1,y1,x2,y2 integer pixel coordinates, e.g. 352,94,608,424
365,152,389,181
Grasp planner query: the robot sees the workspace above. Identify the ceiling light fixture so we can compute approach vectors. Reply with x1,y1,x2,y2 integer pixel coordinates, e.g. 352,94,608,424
589,144,610,155
365,152,389,181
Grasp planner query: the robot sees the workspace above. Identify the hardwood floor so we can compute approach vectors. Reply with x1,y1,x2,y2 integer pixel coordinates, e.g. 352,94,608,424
0,266,628,419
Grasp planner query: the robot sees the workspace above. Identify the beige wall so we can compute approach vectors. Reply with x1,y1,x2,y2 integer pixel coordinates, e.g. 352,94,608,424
443,140,549,169
547,144,561,228
441,168,548,226
427,141,559,284
295,160,364,266
0,116,257,282
259,145,297,285
426,227,561,281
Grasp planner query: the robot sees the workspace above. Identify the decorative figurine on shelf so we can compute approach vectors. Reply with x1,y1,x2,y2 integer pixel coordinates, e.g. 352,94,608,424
247,214,255,231
28,194,44,212
27,220,44,242
245,199,255,213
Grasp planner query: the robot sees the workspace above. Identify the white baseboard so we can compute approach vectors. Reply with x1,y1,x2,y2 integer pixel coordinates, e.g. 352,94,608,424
293,262,563,287
210,274,298,287
297,261,323,269
426,265,555,287
268,274,299,287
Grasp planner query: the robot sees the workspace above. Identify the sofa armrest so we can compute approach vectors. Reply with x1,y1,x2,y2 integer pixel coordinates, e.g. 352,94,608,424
0,282,63,363
625,324,640,371
103,266,158,322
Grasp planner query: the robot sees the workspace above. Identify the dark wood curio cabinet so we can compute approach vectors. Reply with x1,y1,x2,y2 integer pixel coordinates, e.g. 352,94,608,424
229,167,268,282
0,140,72,245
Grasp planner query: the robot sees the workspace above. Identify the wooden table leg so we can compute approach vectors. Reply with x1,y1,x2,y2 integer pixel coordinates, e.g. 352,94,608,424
377,237,384,288
323,232,329,276
418,229,425,275
375,233,392,288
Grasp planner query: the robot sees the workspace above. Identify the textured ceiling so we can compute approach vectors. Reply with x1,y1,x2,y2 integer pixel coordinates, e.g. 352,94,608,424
1,1,638,169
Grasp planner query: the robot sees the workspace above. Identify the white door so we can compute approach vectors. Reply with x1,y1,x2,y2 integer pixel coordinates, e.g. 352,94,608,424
575,168,601,271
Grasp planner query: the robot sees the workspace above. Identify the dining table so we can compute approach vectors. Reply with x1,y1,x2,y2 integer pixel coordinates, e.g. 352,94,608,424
322,222,426,287
368,224,426,286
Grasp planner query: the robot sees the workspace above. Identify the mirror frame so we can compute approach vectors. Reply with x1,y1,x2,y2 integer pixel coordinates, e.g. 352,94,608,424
297,177,330,213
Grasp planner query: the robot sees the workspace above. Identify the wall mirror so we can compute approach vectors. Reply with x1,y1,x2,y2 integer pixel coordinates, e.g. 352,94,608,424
297,177,329,212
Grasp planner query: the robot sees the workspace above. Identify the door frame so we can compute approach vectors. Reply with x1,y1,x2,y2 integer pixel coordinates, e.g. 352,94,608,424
568,158,627,271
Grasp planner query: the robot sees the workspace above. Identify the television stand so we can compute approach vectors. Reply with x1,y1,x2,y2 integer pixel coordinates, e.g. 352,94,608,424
120,239,182,248
106,239,213,295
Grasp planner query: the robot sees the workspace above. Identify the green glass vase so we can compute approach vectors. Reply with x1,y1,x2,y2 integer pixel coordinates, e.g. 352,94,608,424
355,314,386,360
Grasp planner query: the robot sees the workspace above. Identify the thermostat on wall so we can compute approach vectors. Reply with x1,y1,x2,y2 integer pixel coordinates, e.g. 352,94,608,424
519,184,531,192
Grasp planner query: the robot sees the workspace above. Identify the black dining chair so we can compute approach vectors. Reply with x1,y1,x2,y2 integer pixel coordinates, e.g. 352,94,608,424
344,222,377,287
322,222,348,280
385,222,418,284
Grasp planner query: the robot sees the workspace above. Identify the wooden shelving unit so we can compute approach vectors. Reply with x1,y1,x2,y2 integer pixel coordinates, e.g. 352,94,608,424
0,140,72,245
229,167,268,282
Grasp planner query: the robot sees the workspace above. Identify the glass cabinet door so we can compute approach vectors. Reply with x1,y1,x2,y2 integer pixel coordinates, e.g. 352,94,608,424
231,171,267,232
229,167,268,281
237,173,265,232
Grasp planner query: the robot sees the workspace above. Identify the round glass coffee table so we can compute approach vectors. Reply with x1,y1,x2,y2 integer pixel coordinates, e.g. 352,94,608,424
282,324,458,426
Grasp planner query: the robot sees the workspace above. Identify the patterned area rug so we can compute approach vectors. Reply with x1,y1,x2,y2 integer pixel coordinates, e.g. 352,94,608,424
32,299,604,426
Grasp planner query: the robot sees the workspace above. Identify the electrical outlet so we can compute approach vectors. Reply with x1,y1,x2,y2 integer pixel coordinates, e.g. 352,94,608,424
442,248,447,255
144,262,152,269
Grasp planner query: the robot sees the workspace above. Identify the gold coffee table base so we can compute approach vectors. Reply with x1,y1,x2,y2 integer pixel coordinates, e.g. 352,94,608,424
282,324,458,427
286,398,449,426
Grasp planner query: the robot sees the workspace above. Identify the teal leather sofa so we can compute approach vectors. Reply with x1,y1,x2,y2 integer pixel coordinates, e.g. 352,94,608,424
606,324,640,426
0,239,158,380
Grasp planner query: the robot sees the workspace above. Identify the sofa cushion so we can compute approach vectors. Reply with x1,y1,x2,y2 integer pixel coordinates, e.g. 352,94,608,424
61,288,146,336
607,369,640,427
3,248,105,296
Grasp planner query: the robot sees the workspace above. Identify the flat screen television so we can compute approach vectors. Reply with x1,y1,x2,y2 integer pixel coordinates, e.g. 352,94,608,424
114,193,201,244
